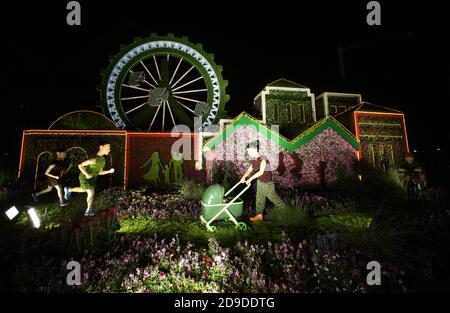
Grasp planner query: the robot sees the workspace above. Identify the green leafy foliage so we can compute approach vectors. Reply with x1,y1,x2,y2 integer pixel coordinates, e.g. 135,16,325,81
181,179,206,200
316,213,372,231
267,197,309,228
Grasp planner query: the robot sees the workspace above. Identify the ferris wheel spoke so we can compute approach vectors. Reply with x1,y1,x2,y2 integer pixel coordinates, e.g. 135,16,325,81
143,80,157,89
121,95,150,101
139,61,159,85
169,58,183,85
165,100,177,128
148,105,161,131
122,84,151,92
125,101,148,115
162,100,166,131
167,97,194,126
153,55,161,81
174,95,202,103
172,76,204,92
171,65,195,89
176,101,196,114
173,88,207,95
129,104,155,128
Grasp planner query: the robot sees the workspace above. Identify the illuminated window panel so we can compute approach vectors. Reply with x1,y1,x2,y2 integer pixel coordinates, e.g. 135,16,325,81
299,103,306,123
273,102,279,123
368,144,376,166
288,103,293,123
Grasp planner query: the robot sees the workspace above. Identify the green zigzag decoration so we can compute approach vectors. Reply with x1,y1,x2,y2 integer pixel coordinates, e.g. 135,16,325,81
203,112,360,151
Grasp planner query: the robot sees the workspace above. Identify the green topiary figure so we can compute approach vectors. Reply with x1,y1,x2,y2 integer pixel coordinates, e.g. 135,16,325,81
170,152,184,185
141,152,163,186
162,163,171,185
64,143,115,217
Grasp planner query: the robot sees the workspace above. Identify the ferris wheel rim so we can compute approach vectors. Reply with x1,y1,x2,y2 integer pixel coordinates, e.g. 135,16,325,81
102,37,226,132
117,52,211,131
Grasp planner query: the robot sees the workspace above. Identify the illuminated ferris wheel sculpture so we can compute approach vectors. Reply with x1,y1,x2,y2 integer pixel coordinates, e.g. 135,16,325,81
100,34,229,132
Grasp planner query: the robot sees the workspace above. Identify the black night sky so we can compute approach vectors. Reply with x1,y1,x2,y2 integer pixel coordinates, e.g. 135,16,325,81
1,0,449,166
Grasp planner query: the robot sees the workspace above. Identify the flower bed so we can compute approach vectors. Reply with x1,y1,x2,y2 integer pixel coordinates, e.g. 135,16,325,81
98,187,201,220
3,186,448,293
16,234,408,293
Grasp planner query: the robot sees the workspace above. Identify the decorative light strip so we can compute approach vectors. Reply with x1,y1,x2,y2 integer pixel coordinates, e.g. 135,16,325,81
401,114,410,153
356,111,404,116
370,145,375,166
47,110,116,130
34,151,52,190
203,112,360,151
358,122,401,127
360,135,403,138
18,130,26,177
25,130,127,135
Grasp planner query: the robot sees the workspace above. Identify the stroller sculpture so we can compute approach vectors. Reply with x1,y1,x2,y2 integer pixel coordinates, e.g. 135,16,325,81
200,182,249,232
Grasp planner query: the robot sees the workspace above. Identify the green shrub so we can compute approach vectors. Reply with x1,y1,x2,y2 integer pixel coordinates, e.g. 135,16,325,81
213,161,240,192
385,167,407,194
181,180,206,200
346,160,407,202
268,205,307,227
341,215,416,257
118,218,158,236
313,210,415,258
316,212,372,231
333,163,359,192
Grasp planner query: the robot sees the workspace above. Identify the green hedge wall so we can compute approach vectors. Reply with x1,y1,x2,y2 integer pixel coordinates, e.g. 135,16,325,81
21,133,126,191
265,90,314,139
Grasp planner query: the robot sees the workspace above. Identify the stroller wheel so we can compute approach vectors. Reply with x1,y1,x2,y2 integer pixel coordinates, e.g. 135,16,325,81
207,225,217,232
236,222,247,231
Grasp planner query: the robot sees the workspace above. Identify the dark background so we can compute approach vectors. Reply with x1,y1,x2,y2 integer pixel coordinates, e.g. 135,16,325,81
1,1,449,173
